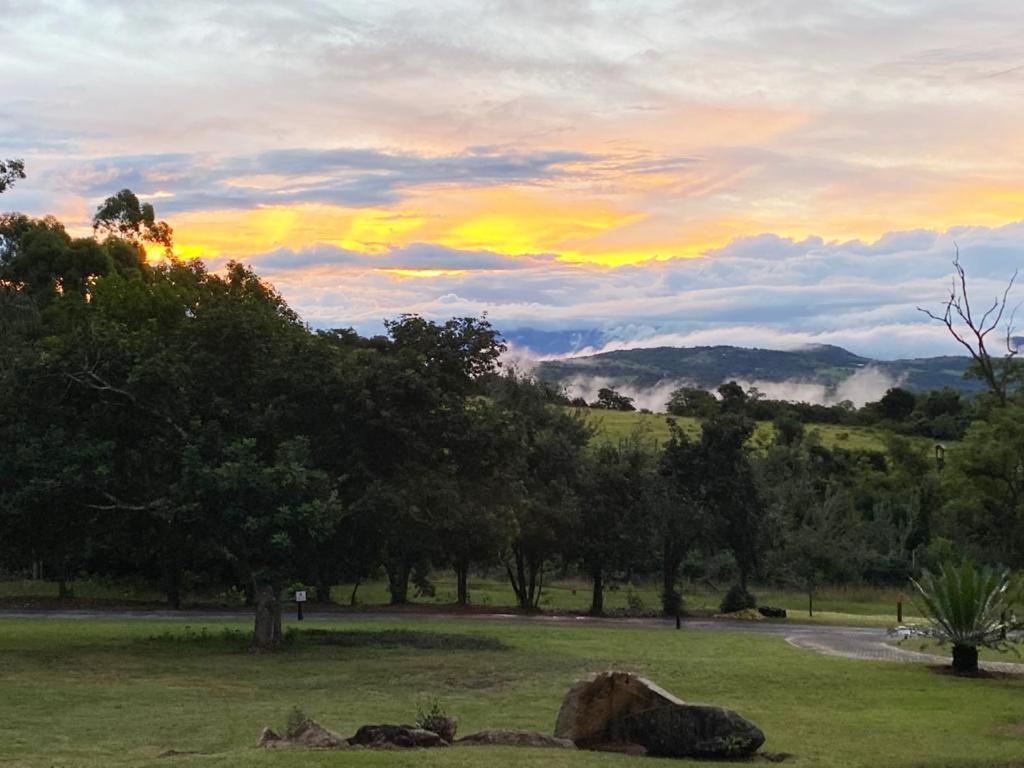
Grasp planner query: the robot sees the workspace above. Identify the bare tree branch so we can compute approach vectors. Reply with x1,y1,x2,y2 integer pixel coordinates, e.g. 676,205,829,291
917,248,1020,405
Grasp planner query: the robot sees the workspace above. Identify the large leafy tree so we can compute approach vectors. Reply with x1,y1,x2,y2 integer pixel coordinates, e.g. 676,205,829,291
492,373,591,611
92,189,174,257
578,434,654,614
941,404,1024,568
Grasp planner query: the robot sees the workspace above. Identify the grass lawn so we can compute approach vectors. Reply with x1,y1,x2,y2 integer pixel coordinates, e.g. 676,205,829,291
891,637,1024,662
0,616,1022,768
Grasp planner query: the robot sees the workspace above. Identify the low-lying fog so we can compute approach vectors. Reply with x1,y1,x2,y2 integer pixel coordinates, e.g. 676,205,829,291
562,366,902,412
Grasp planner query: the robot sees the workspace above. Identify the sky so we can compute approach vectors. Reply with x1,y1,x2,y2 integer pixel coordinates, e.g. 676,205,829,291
2,0,1023,358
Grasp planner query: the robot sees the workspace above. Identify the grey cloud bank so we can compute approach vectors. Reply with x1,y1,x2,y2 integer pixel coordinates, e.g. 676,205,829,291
237,221,1024,361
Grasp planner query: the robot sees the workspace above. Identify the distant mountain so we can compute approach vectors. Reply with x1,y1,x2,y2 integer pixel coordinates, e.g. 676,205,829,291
535,344,983,399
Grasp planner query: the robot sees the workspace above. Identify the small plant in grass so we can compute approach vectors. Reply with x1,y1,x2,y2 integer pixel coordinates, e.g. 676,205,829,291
911,561,1022,675
415,696,457,742
285,705,311,738
625,585,646,615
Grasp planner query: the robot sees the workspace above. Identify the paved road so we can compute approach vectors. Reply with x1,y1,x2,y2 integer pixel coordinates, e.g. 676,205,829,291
1,608,1020,673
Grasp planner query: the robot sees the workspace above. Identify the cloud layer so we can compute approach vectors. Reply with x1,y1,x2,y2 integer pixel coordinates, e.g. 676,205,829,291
2,1,1024,359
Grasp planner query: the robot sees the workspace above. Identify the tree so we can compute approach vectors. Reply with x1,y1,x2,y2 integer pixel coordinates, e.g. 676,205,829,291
577,434,654,614
657,420,708,615
941,404,1024,568
880,387,916,421
911,561,1022,675
918,251,1021,405
666,386,717,417
92,189,174,257
700,414,764,590
197,438,342,651
776,492,856,616
492,373,591,611
438,399,518,605
0,159,25,194
593,387,636,411
717,381,748,414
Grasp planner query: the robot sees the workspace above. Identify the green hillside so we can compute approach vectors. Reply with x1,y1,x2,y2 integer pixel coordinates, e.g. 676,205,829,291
538,344,979,395
577,407,928,454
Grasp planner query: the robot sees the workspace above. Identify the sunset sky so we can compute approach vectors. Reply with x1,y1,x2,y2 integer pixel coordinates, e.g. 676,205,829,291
3,0,1023,357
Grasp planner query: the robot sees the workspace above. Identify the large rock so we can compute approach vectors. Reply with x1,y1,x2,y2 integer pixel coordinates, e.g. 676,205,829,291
348,724,447,748
291,720,347,748
555,671,765,759
456,730,575,749
255,721,346,749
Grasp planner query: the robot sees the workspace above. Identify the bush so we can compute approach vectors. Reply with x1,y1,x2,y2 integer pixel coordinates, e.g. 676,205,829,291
720,584,757,614
285,705,311,738
625,585,646,615
416,696,457,742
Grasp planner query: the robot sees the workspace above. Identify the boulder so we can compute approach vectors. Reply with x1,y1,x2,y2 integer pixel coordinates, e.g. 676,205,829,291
256,727,282,748
291,720,346,748
348,724,447,748
555,671,765,759
456,730,575,749
758,606,787,619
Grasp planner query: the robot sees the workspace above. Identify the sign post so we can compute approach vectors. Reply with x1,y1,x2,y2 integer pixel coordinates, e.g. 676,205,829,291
295,590,307,621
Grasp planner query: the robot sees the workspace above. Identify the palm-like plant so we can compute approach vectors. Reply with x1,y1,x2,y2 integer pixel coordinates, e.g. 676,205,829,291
910,562,1021,675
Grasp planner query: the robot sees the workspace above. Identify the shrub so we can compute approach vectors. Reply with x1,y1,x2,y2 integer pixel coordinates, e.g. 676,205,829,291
625,585,646,615
416,696,457,742
720,584,757,614
911,561,1022,675
285,705,311,738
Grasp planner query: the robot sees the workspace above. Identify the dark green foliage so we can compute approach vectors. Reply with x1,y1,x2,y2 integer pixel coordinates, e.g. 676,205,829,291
593,386,636,411
911,562,1023,674
92,189,174,256
720,583,757,613
0,158,25,194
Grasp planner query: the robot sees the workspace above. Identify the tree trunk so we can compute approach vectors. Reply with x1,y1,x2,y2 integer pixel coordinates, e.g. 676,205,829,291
455,561,469,605
349,577,362,606
590,567,604,616
251,581,283,652
952,643,979,675
315,582,332,603
162,531,183,609
505,545,542,611
386,561,410,605
57,557,70,600
661,539,681,616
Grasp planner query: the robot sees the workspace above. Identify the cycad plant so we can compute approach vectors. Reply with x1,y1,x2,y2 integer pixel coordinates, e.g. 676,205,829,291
910,562,1021,675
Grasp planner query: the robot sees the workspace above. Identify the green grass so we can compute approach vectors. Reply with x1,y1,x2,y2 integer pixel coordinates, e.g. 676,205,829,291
892,637,1024,662
576,407,936,454
0,616,1022,767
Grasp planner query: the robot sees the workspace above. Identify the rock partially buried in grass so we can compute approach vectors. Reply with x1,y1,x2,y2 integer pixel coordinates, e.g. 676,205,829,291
555,671,765,759
456,730,576,749
349,724,447,748
256,721,346,749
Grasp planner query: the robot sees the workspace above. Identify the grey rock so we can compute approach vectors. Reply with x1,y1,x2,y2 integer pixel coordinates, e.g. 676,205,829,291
348,724,447,748
555,671,765,758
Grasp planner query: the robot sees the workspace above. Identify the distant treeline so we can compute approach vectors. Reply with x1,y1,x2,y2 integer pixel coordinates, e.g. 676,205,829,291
2,181,1022,648
570,380,974,441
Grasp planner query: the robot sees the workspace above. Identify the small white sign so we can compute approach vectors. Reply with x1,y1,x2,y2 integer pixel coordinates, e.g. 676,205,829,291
295,590,307,603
